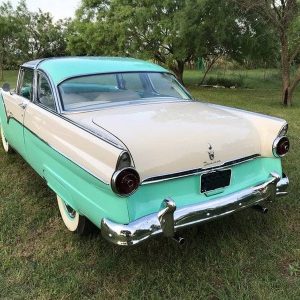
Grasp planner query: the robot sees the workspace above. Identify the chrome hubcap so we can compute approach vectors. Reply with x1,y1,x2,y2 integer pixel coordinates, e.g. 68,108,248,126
64,203,76,219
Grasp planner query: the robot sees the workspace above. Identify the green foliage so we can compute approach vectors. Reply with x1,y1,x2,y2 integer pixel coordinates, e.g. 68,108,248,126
0,1,20,77
0,0,69,76
68,0,193,83
25,11,70,59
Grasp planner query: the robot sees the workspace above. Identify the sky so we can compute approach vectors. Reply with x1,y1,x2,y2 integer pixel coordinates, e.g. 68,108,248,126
1,0,81,20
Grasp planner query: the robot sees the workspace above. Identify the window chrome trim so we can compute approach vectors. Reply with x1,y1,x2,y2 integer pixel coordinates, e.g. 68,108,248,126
141,154,261,185
17,67,34,101
35,70,58,112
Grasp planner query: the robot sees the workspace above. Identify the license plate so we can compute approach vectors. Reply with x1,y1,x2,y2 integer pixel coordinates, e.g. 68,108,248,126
201,169,231,193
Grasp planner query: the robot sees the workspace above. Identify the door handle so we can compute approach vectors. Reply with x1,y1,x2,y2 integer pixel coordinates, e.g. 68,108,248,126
18,103,27,109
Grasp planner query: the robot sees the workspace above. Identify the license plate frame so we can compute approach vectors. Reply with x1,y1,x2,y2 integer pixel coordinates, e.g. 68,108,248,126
200,169,232,193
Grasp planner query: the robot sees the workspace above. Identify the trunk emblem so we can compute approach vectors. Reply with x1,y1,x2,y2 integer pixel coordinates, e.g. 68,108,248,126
208,144,215,161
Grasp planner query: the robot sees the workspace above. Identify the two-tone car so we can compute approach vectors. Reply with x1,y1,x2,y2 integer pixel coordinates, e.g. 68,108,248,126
0,57,290,245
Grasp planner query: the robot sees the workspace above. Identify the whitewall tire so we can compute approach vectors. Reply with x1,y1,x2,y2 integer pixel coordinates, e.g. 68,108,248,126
0,124,14,154
57,195,97,235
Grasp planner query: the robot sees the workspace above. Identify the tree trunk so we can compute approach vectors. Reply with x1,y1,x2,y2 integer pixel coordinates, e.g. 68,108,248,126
281,61,292,106
200,64,212,85
282,77,291,106
0,62,3,81
171,60,185,86
0,64,3,81
0,48,3,81
281,34,292,106
199,55,220,85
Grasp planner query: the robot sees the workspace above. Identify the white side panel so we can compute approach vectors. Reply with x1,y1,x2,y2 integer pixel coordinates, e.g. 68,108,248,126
24,103,123,184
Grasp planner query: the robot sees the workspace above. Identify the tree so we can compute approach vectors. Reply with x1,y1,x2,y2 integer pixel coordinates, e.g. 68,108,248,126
0,1,19,79
68,0,196,84
233,0,300,106
183,0,279,84
181,0,242,84
69,0,279,85
26,11,70,59
70,0,246,84
0,0,69,78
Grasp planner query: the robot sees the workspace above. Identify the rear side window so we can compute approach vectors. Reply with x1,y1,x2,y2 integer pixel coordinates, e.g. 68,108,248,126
18,68,34,100
148,73,187,98
36,73,56,111
120,73,144,92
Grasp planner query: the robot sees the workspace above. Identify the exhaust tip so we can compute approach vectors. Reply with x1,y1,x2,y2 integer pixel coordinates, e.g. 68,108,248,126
252,204,268,214
172,234,185,245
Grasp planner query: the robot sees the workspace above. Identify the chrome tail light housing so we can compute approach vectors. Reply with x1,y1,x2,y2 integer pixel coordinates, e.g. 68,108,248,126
111,168,140,196
273,136,290,157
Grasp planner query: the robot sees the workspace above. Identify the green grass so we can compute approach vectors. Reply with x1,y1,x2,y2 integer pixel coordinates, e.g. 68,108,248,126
0,69,300,299
0,70,19,89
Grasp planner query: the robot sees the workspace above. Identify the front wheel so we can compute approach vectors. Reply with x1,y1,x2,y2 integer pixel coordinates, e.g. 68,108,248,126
0,124,14,154
57,196,97,235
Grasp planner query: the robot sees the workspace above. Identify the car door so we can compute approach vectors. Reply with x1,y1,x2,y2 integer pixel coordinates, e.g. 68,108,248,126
23,71,59,176
1,68,33,158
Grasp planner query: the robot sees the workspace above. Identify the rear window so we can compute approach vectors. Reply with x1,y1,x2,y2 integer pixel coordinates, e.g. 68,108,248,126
58,72,191,111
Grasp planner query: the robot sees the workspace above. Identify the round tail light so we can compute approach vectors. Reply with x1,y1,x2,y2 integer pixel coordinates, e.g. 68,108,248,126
273,136,290,157
111,168,140,196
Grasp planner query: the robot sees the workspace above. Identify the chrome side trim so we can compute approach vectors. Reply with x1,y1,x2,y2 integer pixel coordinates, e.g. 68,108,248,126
101,172,288,246
142,154,260,184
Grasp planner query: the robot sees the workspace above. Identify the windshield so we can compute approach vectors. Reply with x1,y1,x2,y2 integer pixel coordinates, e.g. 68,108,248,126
58,72,191,111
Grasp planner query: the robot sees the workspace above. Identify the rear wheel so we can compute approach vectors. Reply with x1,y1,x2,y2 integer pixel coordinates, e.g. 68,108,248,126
0,124,14,154
57,196,97,235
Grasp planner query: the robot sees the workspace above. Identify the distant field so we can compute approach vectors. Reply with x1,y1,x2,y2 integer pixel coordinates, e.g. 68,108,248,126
184,68,282,90
0,68,299,299
0,70,18,88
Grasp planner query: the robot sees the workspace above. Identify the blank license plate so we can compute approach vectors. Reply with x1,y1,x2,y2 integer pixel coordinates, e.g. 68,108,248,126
201,169,231,193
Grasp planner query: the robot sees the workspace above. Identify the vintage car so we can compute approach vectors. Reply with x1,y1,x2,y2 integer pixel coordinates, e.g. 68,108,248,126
0,57,290,246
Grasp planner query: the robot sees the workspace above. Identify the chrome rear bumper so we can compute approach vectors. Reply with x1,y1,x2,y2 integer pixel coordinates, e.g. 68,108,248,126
101,172,289,246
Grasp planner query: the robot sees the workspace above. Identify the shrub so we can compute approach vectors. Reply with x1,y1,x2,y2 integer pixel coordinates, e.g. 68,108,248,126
204,76,245,88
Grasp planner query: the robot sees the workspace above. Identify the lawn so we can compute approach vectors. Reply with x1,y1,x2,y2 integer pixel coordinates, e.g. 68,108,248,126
0,69,299,299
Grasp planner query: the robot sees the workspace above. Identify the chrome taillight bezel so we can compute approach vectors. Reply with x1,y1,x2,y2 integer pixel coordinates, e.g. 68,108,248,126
111,167,140,197
116,151,132,170
278,123,289,137
272,136,290,158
